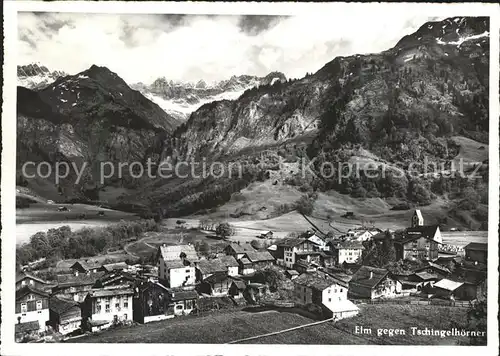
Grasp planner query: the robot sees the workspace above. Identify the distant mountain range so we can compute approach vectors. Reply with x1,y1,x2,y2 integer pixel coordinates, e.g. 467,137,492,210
131,72,287,121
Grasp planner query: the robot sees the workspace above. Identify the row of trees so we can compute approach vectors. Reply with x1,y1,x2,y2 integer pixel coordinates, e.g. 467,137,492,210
16,219,159,266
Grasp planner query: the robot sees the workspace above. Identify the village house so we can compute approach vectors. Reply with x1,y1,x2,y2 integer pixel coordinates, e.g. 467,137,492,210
285,270,300,280
100,272,139,288
349,266,402,299
15,286,50,331
166,288,198,316
329,240,364,265
394,228,441,261
70,260,103,274
99,262,129,274
195,259,228,281
346,228,382,242
414,262,451,278
218,255,240,276
16,272,52,292
275,238,320,269
464,242,487,264
81,284,134,329
228,279,247,299
393,210,442,261
223,242,256,260
133,281,173,324
408,272,439,290
306,232,330,251
157,244,198,288
197,272,233,296
432,279,463,300
293,271,359,320
48,295,82,335
52,272,106,302
15,321,41,343
455,274,487,301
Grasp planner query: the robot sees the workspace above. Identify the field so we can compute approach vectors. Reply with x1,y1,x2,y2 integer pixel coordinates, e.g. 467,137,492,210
16,202,138,245
74,304,472,345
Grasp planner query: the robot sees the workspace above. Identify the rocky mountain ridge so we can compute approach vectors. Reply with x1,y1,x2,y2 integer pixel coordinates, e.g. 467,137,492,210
131,72,287,121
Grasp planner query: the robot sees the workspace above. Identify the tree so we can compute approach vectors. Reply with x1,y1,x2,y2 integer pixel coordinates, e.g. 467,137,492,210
296,195,314,216
466,300,487,345
215,222,234,240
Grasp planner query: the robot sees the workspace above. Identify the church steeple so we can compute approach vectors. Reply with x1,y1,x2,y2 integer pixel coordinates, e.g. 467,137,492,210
411,210,424,227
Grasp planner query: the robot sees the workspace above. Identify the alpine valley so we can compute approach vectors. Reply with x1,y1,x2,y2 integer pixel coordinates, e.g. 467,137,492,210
16,16,490,231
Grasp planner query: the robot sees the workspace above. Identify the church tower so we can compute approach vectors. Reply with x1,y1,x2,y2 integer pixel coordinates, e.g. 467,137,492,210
411,210,424,227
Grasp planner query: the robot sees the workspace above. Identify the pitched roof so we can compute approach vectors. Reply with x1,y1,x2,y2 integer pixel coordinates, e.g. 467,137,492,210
70,260,103,271
87,286,134,298
433,279,463,291
416,262,451,275
331,240,364,250
224,243,255,254
243,251,275,263
413,272,438,281
16,272,49,285
350,266,389,289
169,289,198,301
164,260,188,270
276,238,308,248
218,255,239,268
16,286,50,300
294,271,346,291
464,242,487,251
49,295,80,315
15,321,40,334
204,271,230,284
158,244,199,262
324,299,359,313
56,272,105,287
231,280,246,290
101,262,128,272
401,225,440,243
239,257,251,265
197,259,228,275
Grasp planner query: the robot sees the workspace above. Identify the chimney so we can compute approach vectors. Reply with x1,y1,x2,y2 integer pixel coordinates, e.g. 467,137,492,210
369,271,373,279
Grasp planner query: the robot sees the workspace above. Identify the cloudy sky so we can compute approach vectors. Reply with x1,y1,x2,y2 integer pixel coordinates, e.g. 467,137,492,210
18,11,442,84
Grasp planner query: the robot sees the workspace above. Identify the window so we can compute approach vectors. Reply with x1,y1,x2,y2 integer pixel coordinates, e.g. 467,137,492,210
328,289,331,294
334,289,337,293
185,269,190,273
105,303,110,313
96,304,102,313
36,300,42,311
28,294,35,301
340,288,343,292
21,303,27,313
115,303,120,310
30,280,34,285
22,280,26,286
328,298,331,302
124,301,128,309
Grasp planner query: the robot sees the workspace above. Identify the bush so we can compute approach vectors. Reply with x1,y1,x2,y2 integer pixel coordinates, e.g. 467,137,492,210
295,195,315,216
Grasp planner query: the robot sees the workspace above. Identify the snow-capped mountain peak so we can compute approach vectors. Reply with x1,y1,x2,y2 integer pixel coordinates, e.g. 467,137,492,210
17,63,67,90
131,72,287,121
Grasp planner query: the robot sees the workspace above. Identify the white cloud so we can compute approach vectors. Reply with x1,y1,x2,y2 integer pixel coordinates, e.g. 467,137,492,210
18,11,442,84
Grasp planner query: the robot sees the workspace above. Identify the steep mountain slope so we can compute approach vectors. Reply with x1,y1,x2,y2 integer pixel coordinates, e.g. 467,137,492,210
132,72,287,121
174,16,488,162
17,65,180,200
17,63,66,90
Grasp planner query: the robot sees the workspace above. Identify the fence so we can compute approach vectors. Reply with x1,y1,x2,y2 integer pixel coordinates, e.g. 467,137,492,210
351,298,471,307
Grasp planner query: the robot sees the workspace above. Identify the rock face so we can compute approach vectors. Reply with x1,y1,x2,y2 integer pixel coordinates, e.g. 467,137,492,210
175,16,489,162
17,65,180,199
132,72,287,122
17,63,67,90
